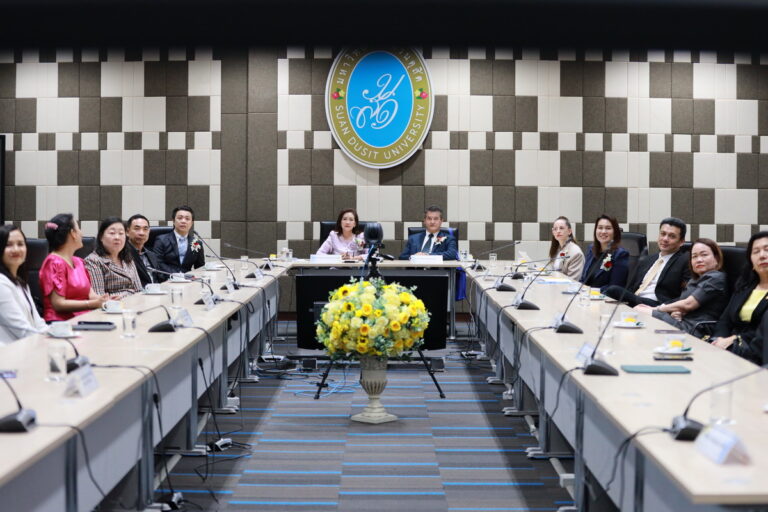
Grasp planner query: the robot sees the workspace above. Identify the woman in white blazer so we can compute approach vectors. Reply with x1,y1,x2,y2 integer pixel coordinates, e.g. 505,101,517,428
0,225,47,344
548,216,585,280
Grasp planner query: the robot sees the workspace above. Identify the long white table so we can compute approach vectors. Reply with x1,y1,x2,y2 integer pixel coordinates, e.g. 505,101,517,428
468,265,768,510
0,263,284,511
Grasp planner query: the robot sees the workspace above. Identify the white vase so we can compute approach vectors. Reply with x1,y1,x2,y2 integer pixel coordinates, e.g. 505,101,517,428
351,355,398,424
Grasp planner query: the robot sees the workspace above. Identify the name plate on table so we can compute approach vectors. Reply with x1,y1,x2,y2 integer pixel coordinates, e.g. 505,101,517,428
310,254,343,264
225,279,236,294
410,255,443,264
65,365,99,397
201,293,216,311
576,342,595,364
695,425,751,465
175,308,194,328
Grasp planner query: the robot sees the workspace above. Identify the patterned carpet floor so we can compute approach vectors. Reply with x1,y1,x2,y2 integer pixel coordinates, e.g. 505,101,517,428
158,323,573,512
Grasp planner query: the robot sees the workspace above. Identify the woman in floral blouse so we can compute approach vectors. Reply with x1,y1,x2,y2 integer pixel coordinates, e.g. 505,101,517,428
317,209,366,260
580,214,629,291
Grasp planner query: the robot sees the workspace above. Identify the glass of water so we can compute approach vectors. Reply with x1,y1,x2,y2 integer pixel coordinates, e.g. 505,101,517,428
170,288,183,309
598,313,614,354
240,255,249,271
709,384,733,425
578,287,591,308
121,309,137,338
46,341,68,382
489,253,498,273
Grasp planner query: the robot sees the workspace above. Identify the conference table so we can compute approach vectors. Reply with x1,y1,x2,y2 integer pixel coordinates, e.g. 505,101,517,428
0,263,284,512
467,264,768,511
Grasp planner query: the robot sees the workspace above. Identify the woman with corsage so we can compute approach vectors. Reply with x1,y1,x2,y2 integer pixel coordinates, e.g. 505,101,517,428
317,209,366,261
549,216,584,280
580,214,629,291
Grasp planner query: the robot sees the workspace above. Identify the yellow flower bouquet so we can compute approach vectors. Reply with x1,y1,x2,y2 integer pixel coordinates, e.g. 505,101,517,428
315,278,430,359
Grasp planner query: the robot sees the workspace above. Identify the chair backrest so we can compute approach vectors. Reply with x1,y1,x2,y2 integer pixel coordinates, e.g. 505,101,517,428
148,226,174,250
318,221,370,244
407,226,459,240
620,231,647,258
74,236,95,259
25,238,49,316
719,245,747,293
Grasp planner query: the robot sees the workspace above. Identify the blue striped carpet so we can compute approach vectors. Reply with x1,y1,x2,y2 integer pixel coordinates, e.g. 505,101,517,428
160,339,573,511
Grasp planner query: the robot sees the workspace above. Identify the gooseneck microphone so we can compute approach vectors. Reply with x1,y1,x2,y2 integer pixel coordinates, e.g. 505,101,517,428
217,256,264,279
468,241,521,271
582,242,638,376
223,242,284,271
514,256,568,310
193,231,240,290
146,266,194,281
0,374,36,432
137,304,176,332
0,321,88,373
671,364,768,441
555,241,614,334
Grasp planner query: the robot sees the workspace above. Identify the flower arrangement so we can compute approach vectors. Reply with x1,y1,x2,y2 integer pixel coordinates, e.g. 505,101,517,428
315,278,430,359
600,253,613,271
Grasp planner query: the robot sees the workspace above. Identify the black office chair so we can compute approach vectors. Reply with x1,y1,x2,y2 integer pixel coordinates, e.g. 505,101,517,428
25,238,49,316
407,226,459,240
621,231,648,282
74,236,95,259
318,221,370,245
148,226,174,250
720,246,747,293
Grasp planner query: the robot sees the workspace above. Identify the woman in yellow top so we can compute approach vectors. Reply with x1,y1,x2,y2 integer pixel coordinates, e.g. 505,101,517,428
710,231,768,364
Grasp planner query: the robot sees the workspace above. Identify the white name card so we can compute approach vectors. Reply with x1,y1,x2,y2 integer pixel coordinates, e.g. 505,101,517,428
225,280,236,294
410,255,443,264
175,308,194,328
576,342,595,364
201,293,216,311
695,425,751,465
65,365,99,397
310,254,343,263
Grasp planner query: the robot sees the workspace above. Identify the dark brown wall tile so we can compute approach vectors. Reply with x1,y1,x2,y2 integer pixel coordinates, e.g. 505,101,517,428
692,188,715,224
0,99,14,132
515,96,537,132
288,149,311,185
166,150,188,185
166,61,188,96
470,60,493,95
15,186,36,221
222,49,248,114
248,48,278,114
693,99,715,135
582,62,605,97
493,96,515,131
79,62,100,97
671,153,693,188
57,151,78,185
650,152,671,187
432,95,447,132
560,151,582,186
221,113,247,221
58,63,79,97
560,61,582,97
311,149,333,185
514,186,537,222
672,99,693,133
100,185,122,219
311,59,332,95
100,98,122,132
187,96,210,131
15,99,36,133
492,149,514,186
424,186,448,215
78,186,100,221
144,150,166,185
583,97,605,132
144,61,167,96
311,185,334,221
605,188,627,223
402,186,425,221
470,150,492,186
582,187,606,224
492,60,514,95
288,59,312,95
333,185,356,213
187,185,210,220
402,150,425,185
247,113,278,221
671,63,693,98
650,62,671,97
0,64,15,98
737,153,758,189
605,98,627,133
78,151,99,185
493,186,515,222
582,151,604,186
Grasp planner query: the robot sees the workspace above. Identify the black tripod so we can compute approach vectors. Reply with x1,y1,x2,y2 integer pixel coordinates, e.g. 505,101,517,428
314,242,446,400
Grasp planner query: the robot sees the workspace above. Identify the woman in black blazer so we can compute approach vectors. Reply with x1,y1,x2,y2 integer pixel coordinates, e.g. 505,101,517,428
580,214,629,291
711,231,768,364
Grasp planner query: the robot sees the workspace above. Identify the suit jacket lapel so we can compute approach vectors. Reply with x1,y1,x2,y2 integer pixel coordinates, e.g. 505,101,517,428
167,233,180,264
657,251,680,283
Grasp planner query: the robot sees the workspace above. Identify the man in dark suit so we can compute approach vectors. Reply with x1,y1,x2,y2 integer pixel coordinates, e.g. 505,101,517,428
399,205,459,261
153,205,206,275
604,217,690,307
126,214,164,285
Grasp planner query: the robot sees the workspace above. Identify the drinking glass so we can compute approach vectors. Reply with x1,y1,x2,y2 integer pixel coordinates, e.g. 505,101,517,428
121,309,137,338
46,341,68,382
240,255,249,271
598,313,614,354
488,253,498,274
709,384,733,425
170,288,183,309
578,287,591,308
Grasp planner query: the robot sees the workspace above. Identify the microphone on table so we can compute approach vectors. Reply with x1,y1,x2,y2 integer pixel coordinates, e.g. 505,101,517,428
513,255,568,310
145,266,194,281
0,374,36,432
137,304,176,333
216,256,265,278
194,231,240,290
0,321,88,373
670,364,768,441
581,244,638,376
509,256,565,280
494,254,572,293
467,241,520,271
223,243,285,272
555,241,614,334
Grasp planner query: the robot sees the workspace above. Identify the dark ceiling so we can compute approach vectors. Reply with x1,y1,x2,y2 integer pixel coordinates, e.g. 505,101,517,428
1,0,767,50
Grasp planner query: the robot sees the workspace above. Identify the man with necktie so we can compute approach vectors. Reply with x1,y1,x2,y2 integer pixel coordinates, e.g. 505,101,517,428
604,217,690,307
399,206,459,261
153,206,206,274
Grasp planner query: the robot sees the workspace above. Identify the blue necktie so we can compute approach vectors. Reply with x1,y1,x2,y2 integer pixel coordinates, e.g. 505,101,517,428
178,236,188,264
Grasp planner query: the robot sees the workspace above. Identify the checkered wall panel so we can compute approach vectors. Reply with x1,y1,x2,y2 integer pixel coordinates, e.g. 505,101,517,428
0,47,222,251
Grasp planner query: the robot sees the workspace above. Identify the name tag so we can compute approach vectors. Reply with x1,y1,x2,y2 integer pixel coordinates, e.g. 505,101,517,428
65,365,99,397
225,280,235,294
202,293,216,311
576,343,595,364
695,425,750,465
175,308,194,328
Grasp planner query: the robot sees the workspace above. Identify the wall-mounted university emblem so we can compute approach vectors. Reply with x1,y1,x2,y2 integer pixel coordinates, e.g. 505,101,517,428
325,48,434,169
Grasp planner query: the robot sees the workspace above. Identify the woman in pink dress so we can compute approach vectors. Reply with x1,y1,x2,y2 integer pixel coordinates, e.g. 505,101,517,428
316,209,366,260
39,213,109,322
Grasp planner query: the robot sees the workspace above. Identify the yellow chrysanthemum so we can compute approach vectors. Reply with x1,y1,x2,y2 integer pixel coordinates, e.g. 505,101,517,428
343,302,354,312
359,324,371,336
398,311,410,324
398,292,412,304
390,320,401,332
356,341,369,354
374,309,383,317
